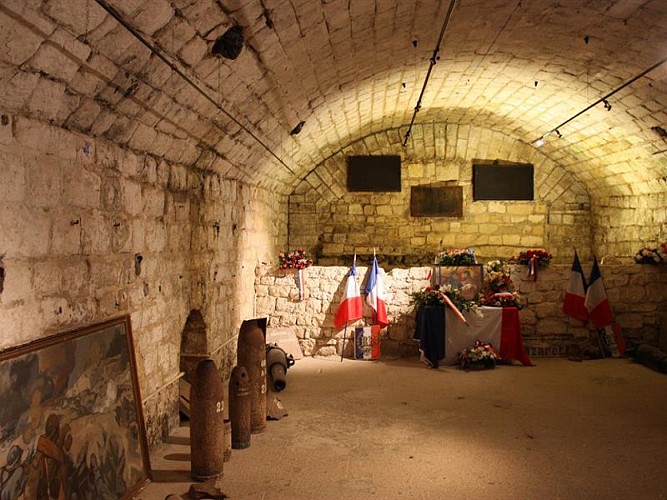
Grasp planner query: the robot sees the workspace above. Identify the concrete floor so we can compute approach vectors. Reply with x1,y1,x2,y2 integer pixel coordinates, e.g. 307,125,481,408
137,356,667,500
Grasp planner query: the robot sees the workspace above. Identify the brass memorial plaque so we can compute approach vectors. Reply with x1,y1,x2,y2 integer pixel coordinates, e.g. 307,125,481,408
410,185,463,217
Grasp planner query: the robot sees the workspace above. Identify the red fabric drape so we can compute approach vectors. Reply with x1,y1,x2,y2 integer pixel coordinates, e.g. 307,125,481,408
499,307,534,366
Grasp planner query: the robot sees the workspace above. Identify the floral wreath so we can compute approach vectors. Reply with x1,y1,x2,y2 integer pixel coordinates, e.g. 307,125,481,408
278,248,313,270
514,249,552,267
634,247,663,264
511,249,552,281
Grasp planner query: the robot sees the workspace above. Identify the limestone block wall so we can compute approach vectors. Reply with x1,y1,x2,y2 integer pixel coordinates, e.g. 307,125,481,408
0,112,286,446
592,192,667,257
255,263,667,358
289,123,593,265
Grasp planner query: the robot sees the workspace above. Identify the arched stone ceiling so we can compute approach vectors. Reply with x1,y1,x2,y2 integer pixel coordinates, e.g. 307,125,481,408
1,0,666,197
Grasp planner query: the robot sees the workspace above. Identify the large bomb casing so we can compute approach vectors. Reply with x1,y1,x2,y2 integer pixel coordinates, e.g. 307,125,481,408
190,359,225,480
229,365,252,449
237,318,267,433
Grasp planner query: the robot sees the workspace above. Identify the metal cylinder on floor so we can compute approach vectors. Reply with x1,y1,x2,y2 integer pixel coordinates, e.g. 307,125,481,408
223,419,232,461
237,318,267,433
229,365,251,449
266,343,295,392
190,359,225,480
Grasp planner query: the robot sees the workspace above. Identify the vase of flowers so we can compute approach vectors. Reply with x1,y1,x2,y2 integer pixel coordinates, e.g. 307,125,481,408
459,340,499,370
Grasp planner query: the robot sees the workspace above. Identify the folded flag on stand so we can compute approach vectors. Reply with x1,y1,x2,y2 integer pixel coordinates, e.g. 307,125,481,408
334,257,363,329
563,250,589,322
365,255,388,328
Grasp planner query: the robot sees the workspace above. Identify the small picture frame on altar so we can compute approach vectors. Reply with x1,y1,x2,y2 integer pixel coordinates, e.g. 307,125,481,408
432,264,483,300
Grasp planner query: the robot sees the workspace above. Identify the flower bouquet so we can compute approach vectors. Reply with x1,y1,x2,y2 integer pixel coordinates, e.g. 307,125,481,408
278,248,313,270
459,340,499,370
410,284,480,315
480,260,524,309
634,247,663,264
512,249,552,281
435,247,477,266
515,249,552,267
278,248,313,301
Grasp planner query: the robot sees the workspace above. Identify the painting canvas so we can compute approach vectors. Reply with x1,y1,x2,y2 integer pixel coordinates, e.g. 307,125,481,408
0,316,150,499
432,265,483,300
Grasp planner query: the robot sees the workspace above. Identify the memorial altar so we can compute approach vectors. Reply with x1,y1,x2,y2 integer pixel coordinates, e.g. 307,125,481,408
414,306,533,368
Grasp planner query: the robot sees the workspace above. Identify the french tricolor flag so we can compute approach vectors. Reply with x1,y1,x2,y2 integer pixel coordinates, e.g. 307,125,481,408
584,256,614,329
365,255,388,328
334,257,363,329
562,250,589,323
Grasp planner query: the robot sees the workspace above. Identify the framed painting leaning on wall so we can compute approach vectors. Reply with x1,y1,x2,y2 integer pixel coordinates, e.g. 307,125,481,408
0,315,150,499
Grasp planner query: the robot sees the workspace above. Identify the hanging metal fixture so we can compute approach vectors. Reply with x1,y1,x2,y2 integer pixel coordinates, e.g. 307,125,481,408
403,0,457,147
533,56,667,146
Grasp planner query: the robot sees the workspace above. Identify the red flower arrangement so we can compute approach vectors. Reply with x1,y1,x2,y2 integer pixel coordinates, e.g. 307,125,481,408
511,249,552,281
514,249,552,267
278,248,313,270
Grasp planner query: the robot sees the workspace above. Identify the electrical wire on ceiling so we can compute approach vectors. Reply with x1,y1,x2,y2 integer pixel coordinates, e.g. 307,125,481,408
94,0,297,177
534,56,667,147
403,0,457,147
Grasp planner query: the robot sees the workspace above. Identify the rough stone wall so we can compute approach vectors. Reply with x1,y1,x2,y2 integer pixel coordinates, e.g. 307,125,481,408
255,263,667,358
290,123,593,265
0,112,286,446
592,192,667,257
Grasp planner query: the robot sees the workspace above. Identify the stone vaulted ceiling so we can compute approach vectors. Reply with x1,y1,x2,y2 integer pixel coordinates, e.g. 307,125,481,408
1,0,666,198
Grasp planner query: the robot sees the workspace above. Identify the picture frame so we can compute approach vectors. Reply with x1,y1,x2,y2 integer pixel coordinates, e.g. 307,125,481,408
0,315,150,499
432,264,484,300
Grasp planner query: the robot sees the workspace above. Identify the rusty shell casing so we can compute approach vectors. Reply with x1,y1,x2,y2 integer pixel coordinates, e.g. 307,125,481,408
223,419,232,462
237,318,267,434
229,365,252,449
190,359,225,481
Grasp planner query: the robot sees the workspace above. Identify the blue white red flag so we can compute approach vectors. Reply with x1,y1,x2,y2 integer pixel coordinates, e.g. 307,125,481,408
364,255,388,328
333,258,363,329
584,256,613,329
562,250,589,322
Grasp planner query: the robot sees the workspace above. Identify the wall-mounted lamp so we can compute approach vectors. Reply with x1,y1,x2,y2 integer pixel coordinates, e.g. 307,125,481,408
535,136,545,147
555,129,562,138
602,99,612,111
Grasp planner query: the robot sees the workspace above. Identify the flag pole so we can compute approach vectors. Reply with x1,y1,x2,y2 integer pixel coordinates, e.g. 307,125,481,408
340,323,348,362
